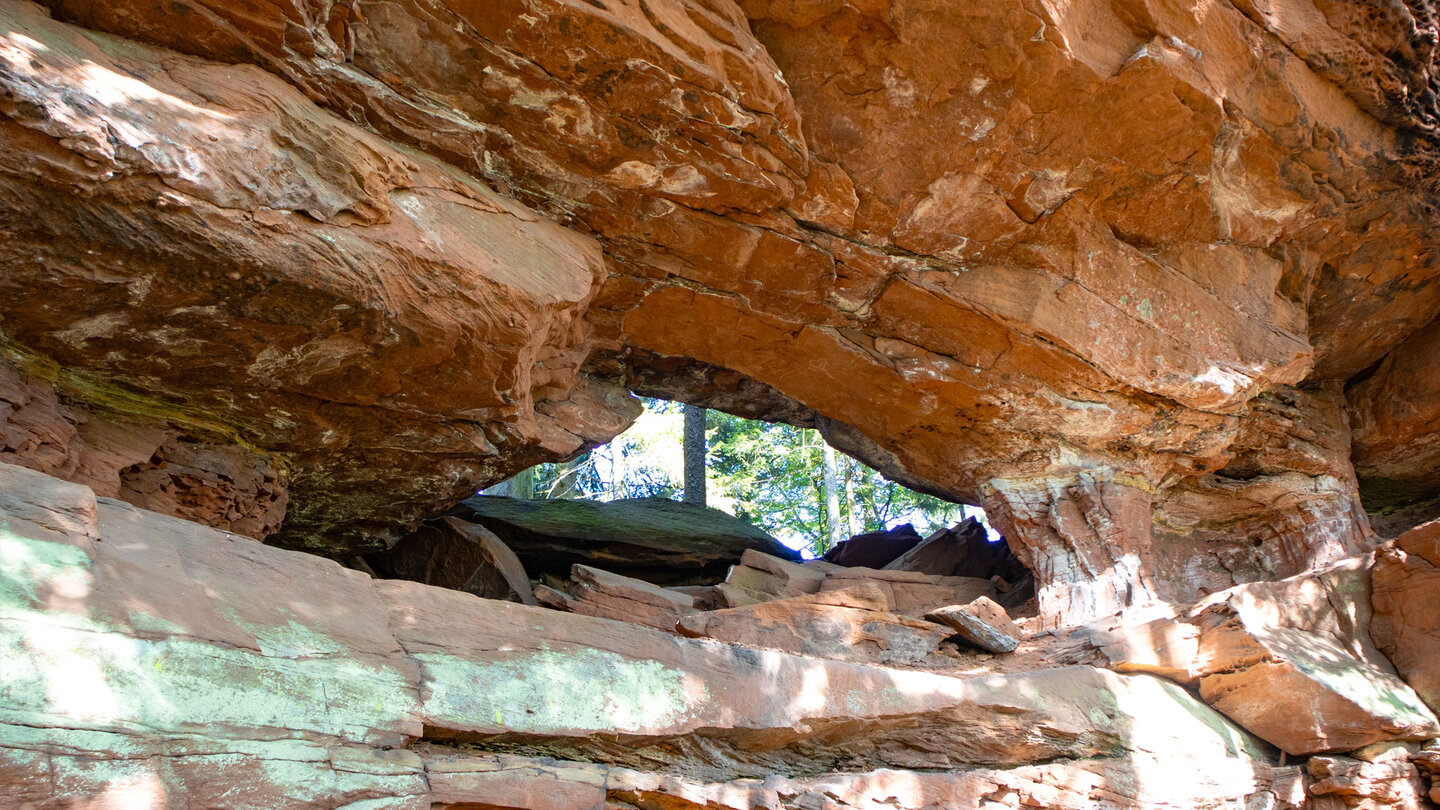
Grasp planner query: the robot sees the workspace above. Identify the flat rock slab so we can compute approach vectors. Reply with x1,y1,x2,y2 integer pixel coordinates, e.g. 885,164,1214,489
0,462,426,806
821,570,996,616
418,746,1304,810
536,564,696,632
678,590,950,666
1079,616,1202,683
377,575,1276,776
445,496,797,585
925,597,1023,653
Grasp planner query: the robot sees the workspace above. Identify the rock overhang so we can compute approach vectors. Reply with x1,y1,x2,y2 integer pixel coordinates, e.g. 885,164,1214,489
0,0,1432,629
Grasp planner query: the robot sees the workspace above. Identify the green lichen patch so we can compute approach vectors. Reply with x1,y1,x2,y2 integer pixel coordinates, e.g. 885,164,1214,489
415,646,696,736
0,611,418,744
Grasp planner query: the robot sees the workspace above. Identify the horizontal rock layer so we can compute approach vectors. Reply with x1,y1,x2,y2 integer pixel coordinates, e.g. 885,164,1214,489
1,461,1317,808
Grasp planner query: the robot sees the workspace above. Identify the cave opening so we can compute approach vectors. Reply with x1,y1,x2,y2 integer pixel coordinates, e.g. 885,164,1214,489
363,395,1037,621
485,396,1003,560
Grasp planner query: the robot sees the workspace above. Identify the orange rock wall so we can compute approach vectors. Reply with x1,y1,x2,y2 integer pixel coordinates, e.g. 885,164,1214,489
1,0,1438,624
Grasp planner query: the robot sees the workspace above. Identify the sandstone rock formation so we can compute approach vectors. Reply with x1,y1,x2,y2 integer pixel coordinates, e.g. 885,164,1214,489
1067,555,1440,756
5,0,1440,802
0,0,642,554
1372,523,1440,715
1351,322,1440,536
883,517,1023,581
926,597,1024,654
718,548,829,606
0,0,1428,635
536,563,699,631
1309,743,1435,810
0,462,1319,808
677,585,952,665
822,523,923,568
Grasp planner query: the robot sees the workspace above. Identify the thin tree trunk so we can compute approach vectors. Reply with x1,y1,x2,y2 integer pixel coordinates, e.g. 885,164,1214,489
844,456,860,537
550,454,584,498
609,444,625,500
515,466,535,499
822,442,842,551
499,466,534,499
683,404,707,506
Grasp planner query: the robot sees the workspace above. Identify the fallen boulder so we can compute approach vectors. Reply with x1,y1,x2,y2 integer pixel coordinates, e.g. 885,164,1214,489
822,523,923,568
925,597,1023,653
678,585,950,666
884,518,1026,585
536,564,696,633
1064,555,1440,755
1191,558,1439,755
440,496,798,585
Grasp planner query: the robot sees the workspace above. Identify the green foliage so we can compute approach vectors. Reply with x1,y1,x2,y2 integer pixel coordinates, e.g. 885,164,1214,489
527,398,967,556
706,411,964,555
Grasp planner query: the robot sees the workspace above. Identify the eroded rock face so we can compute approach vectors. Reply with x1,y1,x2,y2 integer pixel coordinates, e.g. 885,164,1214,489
0,0,638,552
0,0,1429,607
0,359,289,538
1350,319,1440,536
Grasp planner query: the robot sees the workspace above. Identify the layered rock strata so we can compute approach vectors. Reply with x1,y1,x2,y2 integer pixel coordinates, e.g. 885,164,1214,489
1,461,1319,808
0,0,638,552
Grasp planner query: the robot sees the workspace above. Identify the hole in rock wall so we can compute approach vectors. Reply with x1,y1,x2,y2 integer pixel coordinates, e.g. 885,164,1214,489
491,397,1003,559
363,397,1037,617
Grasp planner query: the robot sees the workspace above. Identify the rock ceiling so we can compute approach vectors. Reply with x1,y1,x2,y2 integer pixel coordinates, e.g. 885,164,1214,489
0,0,1438,624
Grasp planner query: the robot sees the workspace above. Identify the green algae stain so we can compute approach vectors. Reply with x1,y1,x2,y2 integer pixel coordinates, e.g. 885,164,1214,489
415,646,697,735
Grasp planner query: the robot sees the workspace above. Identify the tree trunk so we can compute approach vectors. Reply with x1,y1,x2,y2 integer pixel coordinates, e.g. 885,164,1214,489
822,442,842,551
683,404,707,506
844,456,860,536
550,454,584,498
510,466,534,500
